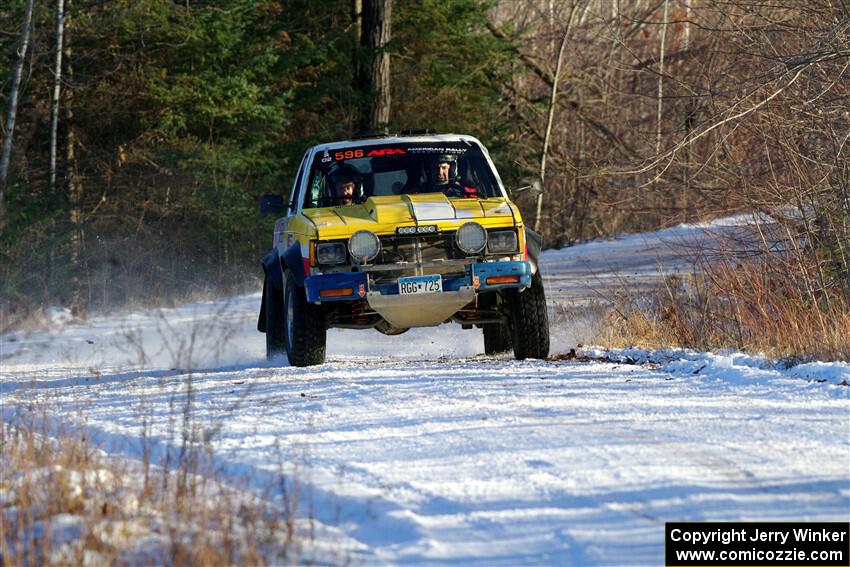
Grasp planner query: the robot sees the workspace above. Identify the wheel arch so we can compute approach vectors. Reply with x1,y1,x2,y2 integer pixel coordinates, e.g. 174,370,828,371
280,243,308,287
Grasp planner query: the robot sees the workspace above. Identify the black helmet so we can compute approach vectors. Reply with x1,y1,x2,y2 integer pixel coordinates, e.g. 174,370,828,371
428,154,458,186
327,163,364,202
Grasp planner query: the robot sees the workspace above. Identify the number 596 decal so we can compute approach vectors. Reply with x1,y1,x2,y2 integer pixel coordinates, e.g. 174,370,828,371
334,149,364,160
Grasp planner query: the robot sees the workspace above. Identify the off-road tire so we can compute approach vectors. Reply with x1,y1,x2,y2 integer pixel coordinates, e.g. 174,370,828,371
483,323,512,355
509,272,550,360
284,273,327,367
264,275,286,359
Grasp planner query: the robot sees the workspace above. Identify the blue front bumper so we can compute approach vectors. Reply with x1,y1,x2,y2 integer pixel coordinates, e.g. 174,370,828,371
305,261,532,303
304,271,369,303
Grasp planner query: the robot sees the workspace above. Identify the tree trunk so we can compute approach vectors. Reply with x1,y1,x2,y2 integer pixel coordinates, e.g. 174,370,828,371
65,0,84,312
49,0,66,198
351,0,362,123
356,0,391,133
0,0,36,225
48,0,66,298
352,0,362,44
656,0,668,155
535,3,577,233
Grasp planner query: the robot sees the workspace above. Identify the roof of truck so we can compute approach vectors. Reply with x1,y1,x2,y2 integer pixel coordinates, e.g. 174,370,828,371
309,133,484,153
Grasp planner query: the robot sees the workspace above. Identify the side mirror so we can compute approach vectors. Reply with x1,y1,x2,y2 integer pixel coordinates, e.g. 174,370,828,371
259,194,285,215
511,177,543,195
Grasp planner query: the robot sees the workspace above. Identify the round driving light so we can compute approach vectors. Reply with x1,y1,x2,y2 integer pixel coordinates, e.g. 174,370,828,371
455,222,487,254
348,230,380,262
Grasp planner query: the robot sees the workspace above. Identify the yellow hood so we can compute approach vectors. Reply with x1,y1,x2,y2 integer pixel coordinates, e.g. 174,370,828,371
302,194,519,239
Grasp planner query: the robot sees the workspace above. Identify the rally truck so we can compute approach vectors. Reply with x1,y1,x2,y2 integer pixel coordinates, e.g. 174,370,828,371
258,132,549,366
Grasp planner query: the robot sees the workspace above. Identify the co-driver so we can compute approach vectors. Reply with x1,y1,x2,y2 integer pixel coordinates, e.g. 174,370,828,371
427,154,478,198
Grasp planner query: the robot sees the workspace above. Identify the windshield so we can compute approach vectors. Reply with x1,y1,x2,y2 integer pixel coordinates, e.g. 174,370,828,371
302,141,502,208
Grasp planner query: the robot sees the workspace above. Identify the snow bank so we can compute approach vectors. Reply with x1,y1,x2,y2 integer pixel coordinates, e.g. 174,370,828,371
588,346,850,388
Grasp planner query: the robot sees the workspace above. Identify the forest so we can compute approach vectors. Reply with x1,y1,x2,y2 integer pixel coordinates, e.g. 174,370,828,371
1,3,848,562
1,0,848,331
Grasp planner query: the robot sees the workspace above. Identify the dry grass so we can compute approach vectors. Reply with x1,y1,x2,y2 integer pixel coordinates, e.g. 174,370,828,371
592,255,850,361
1,305,313,566
0,405,303,566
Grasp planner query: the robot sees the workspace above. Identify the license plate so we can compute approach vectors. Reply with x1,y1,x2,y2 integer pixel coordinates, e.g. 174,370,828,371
398,274,443,295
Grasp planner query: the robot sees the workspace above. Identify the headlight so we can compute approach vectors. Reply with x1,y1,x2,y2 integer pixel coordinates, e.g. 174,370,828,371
487,230,518,254
455,222,487,254
348,230,380,263
316,242,347,265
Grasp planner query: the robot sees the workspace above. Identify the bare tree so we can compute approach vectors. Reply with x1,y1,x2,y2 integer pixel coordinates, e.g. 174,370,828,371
535,2,579,232
46,0,66,296
655,0,668,154
64,0,84,311
0,0,36,225
49,0,66,198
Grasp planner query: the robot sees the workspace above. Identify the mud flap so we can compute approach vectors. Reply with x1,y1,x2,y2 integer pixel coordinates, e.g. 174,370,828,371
524,227,543,275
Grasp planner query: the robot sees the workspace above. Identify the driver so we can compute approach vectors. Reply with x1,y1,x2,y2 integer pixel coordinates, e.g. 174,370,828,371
327,164,363,206
427,154,478,198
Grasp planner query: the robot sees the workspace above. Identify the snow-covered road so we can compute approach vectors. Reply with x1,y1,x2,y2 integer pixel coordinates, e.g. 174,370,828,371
2,217,849,565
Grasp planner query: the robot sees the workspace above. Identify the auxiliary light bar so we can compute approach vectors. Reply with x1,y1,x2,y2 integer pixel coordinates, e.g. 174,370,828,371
396,225,438,236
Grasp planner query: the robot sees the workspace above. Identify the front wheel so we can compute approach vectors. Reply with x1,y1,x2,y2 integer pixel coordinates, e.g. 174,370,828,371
284,273,327,367
509,272,550,360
